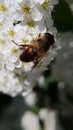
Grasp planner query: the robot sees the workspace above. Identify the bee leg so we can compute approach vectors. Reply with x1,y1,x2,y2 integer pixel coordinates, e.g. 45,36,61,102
19,45,28,50
12,40,28,50
33,59,38,66
38,33,41,38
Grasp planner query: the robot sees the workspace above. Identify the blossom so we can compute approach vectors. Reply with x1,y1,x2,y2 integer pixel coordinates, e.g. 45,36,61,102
0,0,59,96
24,91,37,106
21,109,58,130
21,111,40,130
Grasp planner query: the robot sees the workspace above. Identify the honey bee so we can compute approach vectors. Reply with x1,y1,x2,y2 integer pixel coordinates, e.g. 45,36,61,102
12,33,55,65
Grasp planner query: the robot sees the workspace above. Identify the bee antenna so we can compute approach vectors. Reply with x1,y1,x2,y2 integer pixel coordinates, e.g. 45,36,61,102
12,40,19,46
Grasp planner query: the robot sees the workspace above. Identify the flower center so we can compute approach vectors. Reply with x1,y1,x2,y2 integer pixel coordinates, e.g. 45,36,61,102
0,39,5,45
42,1,49,10
0,4,7,12
27,20,35,27
11,48,18,54
21,38,28,44
22,5,30,14
9,30,15,37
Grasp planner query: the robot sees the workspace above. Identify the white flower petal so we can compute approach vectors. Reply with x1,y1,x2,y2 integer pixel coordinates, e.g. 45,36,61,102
21,111,40,130
32,7,42,21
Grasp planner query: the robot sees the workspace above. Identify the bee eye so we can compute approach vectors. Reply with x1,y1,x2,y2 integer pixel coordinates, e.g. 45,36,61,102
45,33,55,45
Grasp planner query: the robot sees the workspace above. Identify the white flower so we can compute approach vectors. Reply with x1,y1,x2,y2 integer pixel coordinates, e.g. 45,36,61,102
24,92,37,106
44,110,57,130
21,111,40,130
12,0,43,23
0,68,23,96
39,108,49,121
0,0,59,96
39,109,58,130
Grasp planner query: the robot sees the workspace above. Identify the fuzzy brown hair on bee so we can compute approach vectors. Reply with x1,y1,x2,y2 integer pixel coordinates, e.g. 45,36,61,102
12,32,55,65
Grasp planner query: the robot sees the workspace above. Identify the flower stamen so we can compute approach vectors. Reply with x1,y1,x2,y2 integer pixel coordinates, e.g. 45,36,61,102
41,0,49,10
0,39,5,45
22,5,30,14
9,30,15,37
0,4,7,12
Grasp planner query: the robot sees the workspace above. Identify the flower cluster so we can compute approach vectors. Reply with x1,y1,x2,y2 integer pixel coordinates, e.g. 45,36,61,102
21,108,57,130
0,0,59,96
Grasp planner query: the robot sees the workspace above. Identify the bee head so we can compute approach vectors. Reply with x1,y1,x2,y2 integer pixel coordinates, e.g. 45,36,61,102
45,33,55,45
